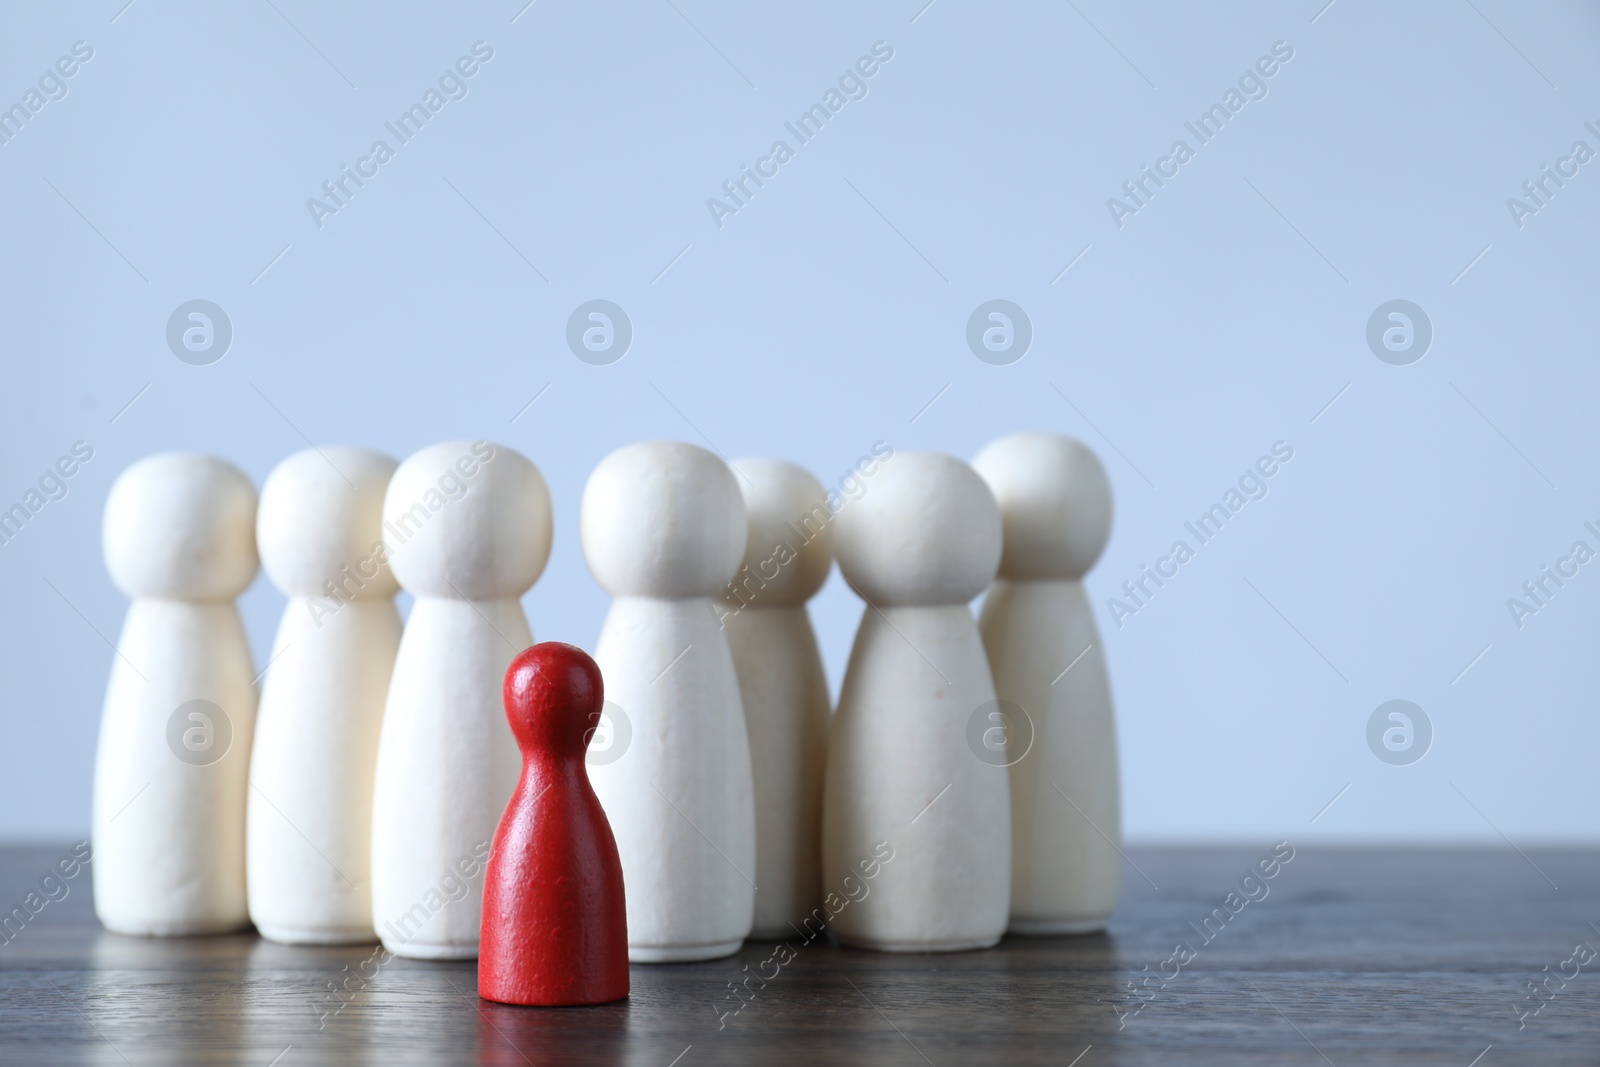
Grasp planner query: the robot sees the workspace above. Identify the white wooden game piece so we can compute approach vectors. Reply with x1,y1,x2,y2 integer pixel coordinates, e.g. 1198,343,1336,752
369,441,550,960
92,453,259,935
248,446,400,944
821,452,1009,951
717,458,832,940
974,432,1120,934
581,441,755,962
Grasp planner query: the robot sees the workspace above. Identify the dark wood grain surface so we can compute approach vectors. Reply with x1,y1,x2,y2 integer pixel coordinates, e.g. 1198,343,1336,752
1,844,1596,1065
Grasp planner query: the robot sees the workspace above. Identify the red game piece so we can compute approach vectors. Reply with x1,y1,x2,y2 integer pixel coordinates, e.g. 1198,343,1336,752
478,642,629,1006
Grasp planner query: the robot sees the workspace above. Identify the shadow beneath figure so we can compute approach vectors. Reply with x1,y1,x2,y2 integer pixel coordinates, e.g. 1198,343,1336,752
474,997,632,1066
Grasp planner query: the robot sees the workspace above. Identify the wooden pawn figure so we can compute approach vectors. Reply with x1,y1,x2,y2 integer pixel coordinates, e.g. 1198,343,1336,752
716,458,832,940
974,433,1119,933
92,453,259,935
581,441,755,962
248,447,400,944
370,441,551,960
822,452,1009,951
479,642,628,1006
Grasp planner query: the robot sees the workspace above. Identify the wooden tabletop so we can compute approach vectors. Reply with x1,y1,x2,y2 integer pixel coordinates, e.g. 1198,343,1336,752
1,844,1595,1065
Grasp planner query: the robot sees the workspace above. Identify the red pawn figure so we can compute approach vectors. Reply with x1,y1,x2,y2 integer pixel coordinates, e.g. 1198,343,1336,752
479,642,629,1006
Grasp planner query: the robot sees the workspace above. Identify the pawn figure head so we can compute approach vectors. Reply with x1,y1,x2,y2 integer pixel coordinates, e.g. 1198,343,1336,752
720,457,833,609
503,642,605,763
973,433,1112,581
581,441,746,598
832,451,1001,607
104,453,259,600
383,441,552,600
258,446,399,599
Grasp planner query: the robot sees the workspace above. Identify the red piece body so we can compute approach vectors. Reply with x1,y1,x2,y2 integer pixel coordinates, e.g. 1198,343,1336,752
478,642,629,1006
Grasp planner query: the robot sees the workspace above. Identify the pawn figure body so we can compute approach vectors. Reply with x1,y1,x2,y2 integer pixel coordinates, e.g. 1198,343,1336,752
822,452,1010,951
370,441,552,959
718,458,832,939
974,433,1120,933
479,642,629,1006
582,441,756,962
248,447,401,944
93,454,259,935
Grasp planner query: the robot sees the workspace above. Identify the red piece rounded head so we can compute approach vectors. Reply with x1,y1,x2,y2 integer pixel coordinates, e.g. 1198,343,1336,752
502,641,604,761
480,642,629,1007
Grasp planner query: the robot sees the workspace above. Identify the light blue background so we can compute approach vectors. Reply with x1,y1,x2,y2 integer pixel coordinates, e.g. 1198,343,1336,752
2,0,1596,844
